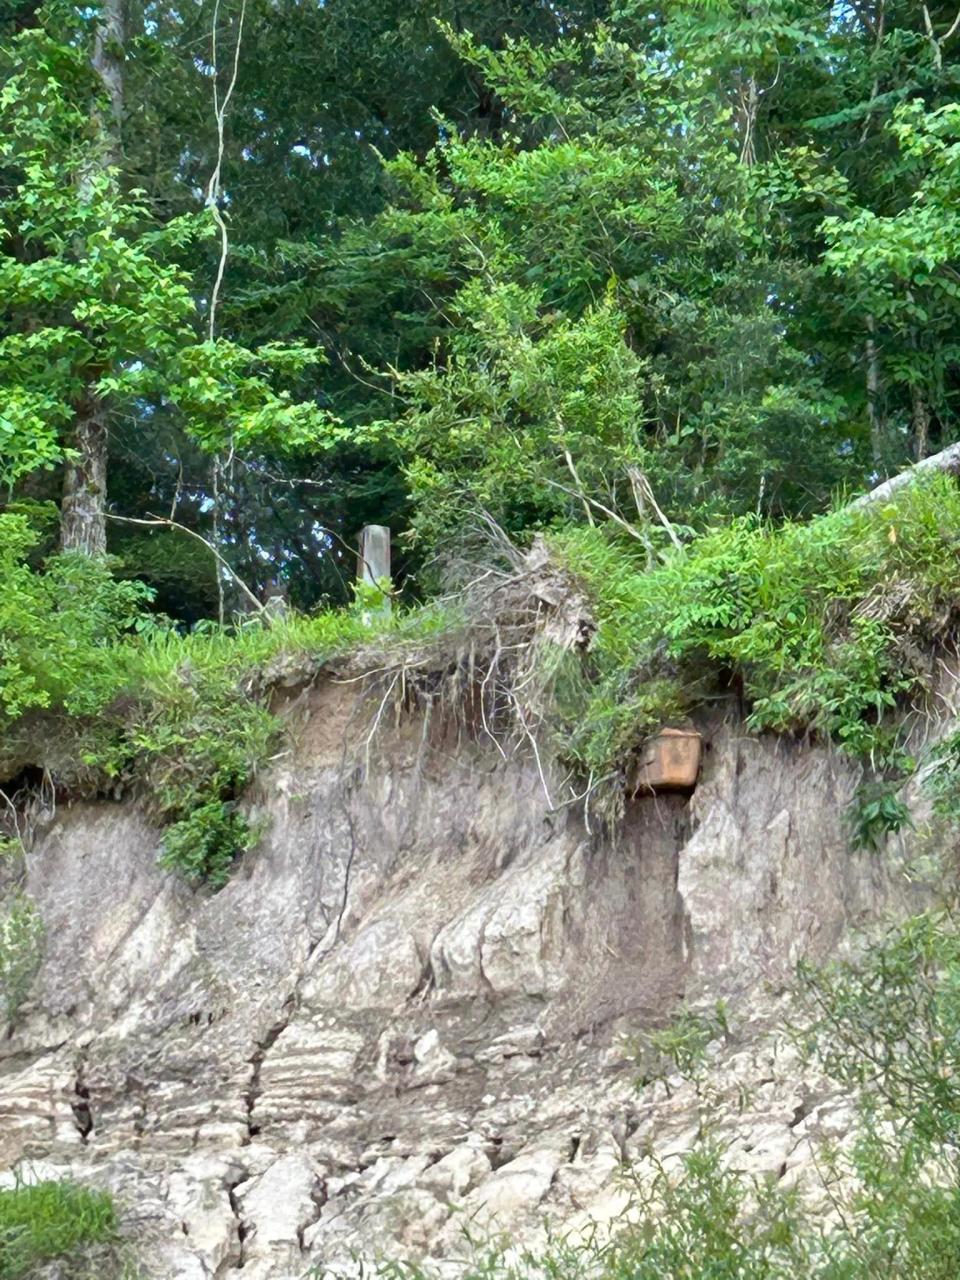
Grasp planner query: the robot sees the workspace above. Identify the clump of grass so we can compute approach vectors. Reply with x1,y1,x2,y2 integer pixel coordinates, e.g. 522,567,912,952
96,604,454,887
633,1001,730,1090
0,1179,117,1279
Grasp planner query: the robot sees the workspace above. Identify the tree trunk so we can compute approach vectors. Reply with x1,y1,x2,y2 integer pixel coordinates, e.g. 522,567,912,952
61,401,108,556
91,0,124,165
61,0,125,553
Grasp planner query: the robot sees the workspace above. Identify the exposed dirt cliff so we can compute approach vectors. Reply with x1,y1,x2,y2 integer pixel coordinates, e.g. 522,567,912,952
0,671,938,1278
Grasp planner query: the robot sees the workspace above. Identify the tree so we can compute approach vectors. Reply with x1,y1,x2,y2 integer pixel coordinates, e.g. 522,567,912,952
62,0,124,554
312,13,858,562
7,0,960,608
0,6,336,561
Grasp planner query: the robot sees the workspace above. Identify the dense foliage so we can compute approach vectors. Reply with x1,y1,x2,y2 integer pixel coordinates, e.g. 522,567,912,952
549,474,960,813
6,0,960,593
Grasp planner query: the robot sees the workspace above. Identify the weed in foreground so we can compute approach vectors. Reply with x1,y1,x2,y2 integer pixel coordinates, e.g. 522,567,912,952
0,1179,118,1279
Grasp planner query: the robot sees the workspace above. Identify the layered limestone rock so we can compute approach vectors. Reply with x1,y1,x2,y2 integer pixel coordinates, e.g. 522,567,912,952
0,683,932,1278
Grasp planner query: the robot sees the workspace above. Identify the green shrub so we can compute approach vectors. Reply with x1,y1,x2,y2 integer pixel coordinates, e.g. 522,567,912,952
0,1179,117,1279
158,801,255,889
115,634,281,888
848,780,914,851
0,892,44,1022
0,513,151,721
391,285,650,559
110,605,434,885
798,910,960,1147
363,1132,960,1280
634,1002,730,1088
608,1145,809,1280
825,1129,960,1280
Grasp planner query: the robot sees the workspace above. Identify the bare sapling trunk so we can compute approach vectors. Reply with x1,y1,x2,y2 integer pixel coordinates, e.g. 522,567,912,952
912,384,931,462
61,0,125,554
906,318,931,463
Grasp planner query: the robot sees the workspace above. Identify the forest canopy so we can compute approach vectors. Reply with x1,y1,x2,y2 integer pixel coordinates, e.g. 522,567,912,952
4,0,960,617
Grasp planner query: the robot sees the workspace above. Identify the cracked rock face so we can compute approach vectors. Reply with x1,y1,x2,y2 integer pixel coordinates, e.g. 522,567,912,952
0,686,930,1277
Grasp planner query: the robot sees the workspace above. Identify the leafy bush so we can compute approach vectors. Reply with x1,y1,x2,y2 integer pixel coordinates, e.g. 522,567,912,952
605,1145,810,1280
158,801,255,889
115,632,282,888
109,604,441,885
798,910,960,1147
0,513,150,720
390,286,650,558
362,1133,960,1280
792,910,960,1277
849,780,913,851
0,1179,117,1279
0,893,44,1023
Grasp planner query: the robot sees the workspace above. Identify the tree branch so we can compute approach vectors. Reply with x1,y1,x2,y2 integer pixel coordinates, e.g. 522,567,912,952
544,477,649,545
105,513,267,616
206,0,246,342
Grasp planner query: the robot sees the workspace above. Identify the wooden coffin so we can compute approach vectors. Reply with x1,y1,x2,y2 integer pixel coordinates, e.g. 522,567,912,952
631,728,702,794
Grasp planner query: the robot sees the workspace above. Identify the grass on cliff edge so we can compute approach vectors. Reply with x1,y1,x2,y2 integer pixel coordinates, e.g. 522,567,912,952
3,473,960,885
0,1179,118,1279
0,507,456,887
548,472,960,821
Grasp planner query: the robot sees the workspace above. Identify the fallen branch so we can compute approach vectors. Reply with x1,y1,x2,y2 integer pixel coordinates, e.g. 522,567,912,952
544,477,648,545
850,442,960,509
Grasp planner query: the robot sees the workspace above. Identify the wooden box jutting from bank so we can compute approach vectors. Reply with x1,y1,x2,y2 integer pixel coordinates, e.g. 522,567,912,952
631,728,702,794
